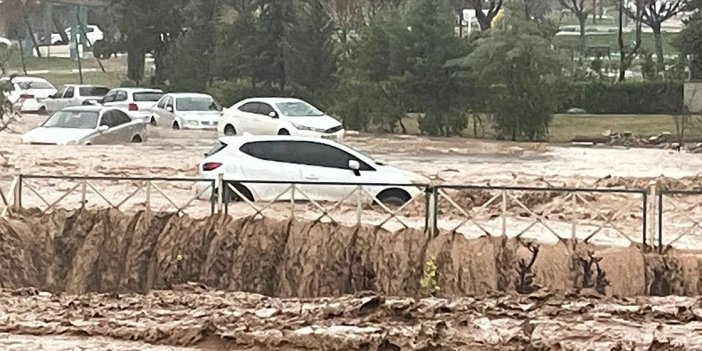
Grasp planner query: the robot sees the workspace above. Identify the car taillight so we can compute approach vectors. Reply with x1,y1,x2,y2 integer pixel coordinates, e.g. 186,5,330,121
128,103,138,111
20,94,34,99
202,162,222,171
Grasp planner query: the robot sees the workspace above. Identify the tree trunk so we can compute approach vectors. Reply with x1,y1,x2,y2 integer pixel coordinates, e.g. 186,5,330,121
127,44,145,83
457,9,464,38
592,0,597,24
653,27,665,75
578,17,587,55
618,1,626,82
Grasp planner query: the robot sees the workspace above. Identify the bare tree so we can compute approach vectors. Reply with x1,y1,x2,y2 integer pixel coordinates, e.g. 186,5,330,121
626,0,687,74
327,0,366,46
467,0,503,30
618,0,644,81
559,0,590,52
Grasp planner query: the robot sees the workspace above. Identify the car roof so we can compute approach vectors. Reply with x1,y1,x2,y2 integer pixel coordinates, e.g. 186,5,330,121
62,105,108,112
218,135,339,147
110,87,163,93
239,97,305,104
7,76,50,82
63,84,108,88
167,92,212,98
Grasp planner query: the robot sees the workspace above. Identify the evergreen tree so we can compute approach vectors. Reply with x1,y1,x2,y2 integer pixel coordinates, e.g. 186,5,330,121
285,0,338,100
254,0,294,90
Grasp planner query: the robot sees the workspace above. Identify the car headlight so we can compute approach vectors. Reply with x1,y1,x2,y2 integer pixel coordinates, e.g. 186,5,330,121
292,123,326,133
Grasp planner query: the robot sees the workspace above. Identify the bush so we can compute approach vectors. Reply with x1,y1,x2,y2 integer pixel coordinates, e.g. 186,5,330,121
554,81,683,115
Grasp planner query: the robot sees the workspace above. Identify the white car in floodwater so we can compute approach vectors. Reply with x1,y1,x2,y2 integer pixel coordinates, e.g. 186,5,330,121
1,76,57,113
196,135,428,206
150,92,223,129
21,106,148,145
218,97,345,140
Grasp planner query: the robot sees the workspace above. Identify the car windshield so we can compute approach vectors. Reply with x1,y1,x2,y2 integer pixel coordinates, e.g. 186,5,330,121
176,97,221,111
133,92,163,102
42,111,99,129
275,101,324,117
79,86,109,97
16,81,54,90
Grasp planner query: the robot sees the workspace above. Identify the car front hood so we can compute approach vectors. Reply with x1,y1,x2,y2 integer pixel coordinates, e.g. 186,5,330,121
285,115,341,131
21,127,96,145
177,111,221,122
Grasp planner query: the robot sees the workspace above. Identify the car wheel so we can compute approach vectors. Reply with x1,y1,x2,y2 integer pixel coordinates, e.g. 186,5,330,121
376,189,411,208
172,122,180,130
212,183,254,203
224,125,236,136
278,129,290,135
131,135,143,143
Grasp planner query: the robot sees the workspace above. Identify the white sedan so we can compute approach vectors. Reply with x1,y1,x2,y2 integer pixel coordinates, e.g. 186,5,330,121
100,88,164,123
196,135,428,206
151,93,222,129
218,97,345,140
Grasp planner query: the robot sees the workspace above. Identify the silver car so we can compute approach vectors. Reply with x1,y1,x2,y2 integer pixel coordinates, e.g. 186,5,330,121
150,92,223,129
20,106,148,145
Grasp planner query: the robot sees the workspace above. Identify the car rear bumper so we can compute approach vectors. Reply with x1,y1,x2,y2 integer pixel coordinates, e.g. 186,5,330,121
20,99,46,112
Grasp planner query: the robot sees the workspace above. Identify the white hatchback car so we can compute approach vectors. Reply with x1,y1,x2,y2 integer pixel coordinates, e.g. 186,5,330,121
197,136,428,206
100,88,164,123
1,76,57,113
218,97,345,140
44,84,110,115
150,93,222,129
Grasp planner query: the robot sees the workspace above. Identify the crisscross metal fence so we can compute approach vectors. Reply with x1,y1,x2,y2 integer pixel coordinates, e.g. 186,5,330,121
5,173,702,253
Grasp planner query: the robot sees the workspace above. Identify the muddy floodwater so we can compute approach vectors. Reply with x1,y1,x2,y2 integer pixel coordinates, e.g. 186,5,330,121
3,115,702,349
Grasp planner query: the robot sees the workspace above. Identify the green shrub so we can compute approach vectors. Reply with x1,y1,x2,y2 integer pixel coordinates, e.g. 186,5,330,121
554,81,683,114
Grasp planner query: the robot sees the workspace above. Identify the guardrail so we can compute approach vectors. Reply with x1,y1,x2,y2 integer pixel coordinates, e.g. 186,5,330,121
6,173,702,253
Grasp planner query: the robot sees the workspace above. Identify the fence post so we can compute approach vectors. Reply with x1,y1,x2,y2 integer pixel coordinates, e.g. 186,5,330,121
216,173,224,214
647,182,658,252
13,175,22,209
501,190,508,237
291,184,296,221
356,185,362,227
145,181,151,213
427,186,438,237
81,180,87,209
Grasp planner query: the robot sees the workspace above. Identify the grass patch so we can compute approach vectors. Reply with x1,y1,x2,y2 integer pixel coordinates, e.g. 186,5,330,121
41,71,123,89
401,114,702,143
554,32,678,56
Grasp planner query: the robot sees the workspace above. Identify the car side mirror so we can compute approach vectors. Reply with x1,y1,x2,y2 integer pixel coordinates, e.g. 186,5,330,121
349,160,361,176
166,106,173,113
268,111,278,119
97,98,104,104
98,125,109,132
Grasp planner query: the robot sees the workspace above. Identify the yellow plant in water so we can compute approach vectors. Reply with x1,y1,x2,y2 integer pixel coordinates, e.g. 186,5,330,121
420,257,440,296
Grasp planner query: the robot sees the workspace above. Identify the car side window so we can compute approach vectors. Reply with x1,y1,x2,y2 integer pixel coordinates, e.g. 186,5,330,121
99,111,114,127
64,87,75,98
238,102,258,114
103,91,116,103
110,110,132,125
54,86,67,98
240,141,373,170
166,97,174,108
156,96,167,109
259,103,275,116
115,91,128,102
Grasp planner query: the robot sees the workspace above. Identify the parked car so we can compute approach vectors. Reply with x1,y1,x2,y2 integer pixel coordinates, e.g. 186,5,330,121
0,37,12,48
0,76,57,113
196,135,428,206
20,106,147,145
44,84,110,115
51,25,104,45
218,97,345,140
150,92,222,129
100,88,164,123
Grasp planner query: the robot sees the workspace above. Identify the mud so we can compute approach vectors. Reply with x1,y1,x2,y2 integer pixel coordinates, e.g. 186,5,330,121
3,286,702,350
0,209,695,299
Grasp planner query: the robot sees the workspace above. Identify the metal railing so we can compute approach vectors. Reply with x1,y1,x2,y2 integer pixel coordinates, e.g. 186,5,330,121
6,173,702,252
